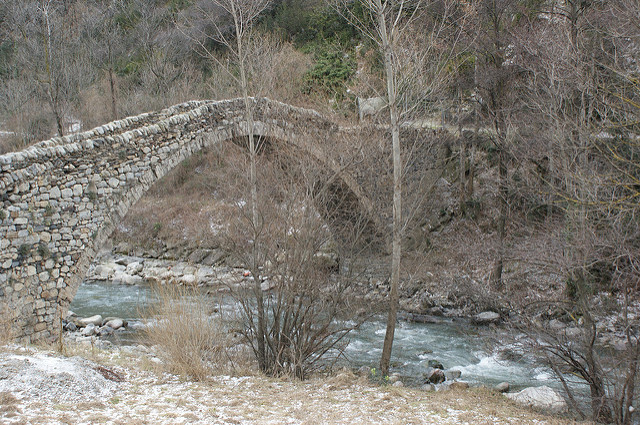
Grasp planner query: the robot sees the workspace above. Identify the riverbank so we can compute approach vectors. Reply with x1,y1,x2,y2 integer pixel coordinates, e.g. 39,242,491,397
0,343,581,425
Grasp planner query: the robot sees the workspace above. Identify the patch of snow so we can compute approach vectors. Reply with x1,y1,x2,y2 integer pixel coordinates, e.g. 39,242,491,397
0,351,119,403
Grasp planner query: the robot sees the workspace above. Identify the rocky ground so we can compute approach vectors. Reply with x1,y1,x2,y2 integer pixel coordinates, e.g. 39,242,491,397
0,343,582,425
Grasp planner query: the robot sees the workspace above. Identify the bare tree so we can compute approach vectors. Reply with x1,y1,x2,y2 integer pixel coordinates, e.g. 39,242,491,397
179,0,277,372
510,0,640,422
331,0,468,377
11,1,92,137
219,140,369,378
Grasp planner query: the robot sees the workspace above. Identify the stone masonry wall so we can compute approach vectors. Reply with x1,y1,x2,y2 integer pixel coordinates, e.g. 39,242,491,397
0,97,341,343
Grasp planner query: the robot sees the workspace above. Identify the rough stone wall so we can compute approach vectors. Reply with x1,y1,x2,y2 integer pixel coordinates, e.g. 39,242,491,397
0,97,340,343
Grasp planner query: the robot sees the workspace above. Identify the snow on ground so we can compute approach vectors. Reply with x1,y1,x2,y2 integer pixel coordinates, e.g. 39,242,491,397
0,344,575,425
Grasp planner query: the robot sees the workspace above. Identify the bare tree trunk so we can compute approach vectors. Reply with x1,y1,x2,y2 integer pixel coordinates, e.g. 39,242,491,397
458,95,466,207
107,40,118,120
491,148,507,288
377,0,402,378
231,1,267,370
41,1,65,137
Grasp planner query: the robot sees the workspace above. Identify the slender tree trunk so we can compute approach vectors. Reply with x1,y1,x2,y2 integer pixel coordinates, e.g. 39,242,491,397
458,96,467,207
233,6,266,371
107,41,118,120
467,143,475,200
377,0,402,378
109,66,117,120
491,148,507,288
42,2,64,137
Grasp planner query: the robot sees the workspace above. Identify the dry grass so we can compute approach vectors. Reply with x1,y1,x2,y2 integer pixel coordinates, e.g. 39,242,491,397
142,282,245,381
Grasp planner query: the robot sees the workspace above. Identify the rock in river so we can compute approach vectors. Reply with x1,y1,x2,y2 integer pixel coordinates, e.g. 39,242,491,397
424,367,446,384
103,318,125,330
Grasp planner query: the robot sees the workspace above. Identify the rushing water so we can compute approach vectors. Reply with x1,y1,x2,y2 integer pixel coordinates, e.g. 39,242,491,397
70,281,554,389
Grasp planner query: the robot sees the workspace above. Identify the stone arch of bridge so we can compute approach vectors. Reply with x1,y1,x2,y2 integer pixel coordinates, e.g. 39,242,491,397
0,98,380,343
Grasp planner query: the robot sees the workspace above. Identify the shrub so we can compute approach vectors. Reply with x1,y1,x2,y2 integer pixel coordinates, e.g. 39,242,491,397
143,283,236,380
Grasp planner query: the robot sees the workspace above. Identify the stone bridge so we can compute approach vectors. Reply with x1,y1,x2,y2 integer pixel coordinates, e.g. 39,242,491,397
0,98,383,342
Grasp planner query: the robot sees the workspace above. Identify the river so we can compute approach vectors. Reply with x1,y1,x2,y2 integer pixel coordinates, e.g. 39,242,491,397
70,281,555,390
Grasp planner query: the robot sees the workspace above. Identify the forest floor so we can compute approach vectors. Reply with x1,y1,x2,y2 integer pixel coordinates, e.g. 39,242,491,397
0,343,587,425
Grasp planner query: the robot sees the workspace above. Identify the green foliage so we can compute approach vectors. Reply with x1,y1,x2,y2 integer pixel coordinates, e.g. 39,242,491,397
0,210,5,221
303,45,355,100
44,204,54,217
264,0,361,49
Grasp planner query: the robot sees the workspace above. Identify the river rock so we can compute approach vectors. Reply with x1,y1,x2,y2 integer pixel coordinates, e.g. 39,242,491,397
98,326,114,337
424,367,446,384
103,318,125,330
392,381,404,387
447,381,469,390
81,324,97,336
427,360,444,370
472,311,501,325
505,385,568,414
421,383,435,392
79,315,103,327
494,382,510,393
126,261,144,274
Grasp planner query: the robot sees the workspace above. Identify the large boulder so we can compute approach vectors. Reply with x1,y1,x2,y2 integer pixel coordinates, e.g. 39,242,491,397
505,385,568,414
